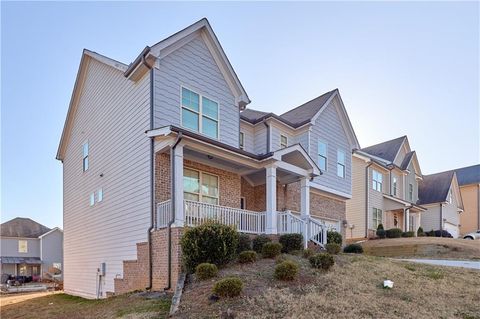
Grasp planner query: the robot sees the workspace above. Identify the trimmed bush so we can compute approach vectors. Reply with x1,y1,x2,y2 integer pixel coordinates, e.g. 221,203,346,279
426,229,435,237
343,244,364,254
262,242,282,258
181,222,239,272
309,253,335,270
417,226,425,237
325,243,341,255
252,235,272,253
238,250,257,263
327,231,342,245
195,263,218,280
402,231,415,238
302,248,315,259
213,277,243,297
376,224,386,238
386,228,403,238
237,234,252,253
377,223,384,230
274,260,299,280
279,233,303,253
434,230,453,238
275,254,291,264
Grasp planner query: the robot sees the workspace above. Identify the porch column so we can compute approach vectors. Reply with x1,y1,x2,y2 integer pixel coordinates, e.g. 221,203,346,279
300,177,310,248
172,143,184,227
405,208,410,232
265,165,277,234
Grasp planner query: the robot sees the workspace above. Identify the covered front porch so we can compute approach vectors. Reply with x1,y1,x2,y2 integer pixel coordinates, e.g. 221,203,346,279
383,194,425,233
149,126,327,246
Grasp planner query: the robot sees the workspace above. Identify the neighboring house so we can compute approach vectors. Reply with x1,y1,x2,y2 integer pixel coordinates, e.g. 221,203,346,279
0,217,63,278
418,171,464,238
346,136,426,239
56,18,359,299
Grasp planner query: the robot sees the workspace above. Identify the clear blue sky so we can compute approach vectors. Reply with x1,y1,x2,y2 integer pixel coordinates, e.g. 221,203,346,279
2,2,478,228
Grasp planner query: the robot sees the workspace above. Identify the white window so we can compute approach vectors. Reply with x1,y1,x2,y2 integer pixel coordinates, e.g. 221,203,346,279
409,215,415,232
18,240,28,253
409,184,413,201
181,87,219,139
372,170,383,192
337,150,345,178
183,168,219,205
280,135,288,149
239,132,245,150
318,141,327,171
448,189,452,204
82,142,89,172
372,208,382,229
90,192,95,206
393,177,398,196
97,188,103,202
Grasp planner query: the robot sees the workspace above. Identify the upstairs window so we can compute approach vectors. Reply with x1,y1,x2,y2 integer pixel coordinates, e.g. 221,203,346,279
318,141,327,171
18,240,28,253
90,193,95,206
82,142,89,172
337,149,345,178
393,177,398,196
181,87,218,139
97,188,103,202
239,132,245,150
409,184,414,201
280,135,288,149
372,170,383,192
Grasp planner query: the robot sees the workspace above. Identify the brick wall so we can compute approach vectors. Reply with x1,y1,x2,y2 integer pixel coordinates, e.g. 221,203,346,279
113,242,149,294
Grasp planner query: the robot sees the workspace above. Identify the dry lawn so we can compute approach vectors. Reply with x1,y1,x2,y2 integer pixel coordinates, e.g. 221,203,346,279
360,237,480,259
0,292,171,319
175,254,480,319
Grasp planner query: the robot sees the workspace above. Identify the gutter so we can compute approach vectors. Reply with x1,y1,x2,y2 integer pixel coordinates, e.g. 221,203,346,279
124,46,152,78
365,162,373,238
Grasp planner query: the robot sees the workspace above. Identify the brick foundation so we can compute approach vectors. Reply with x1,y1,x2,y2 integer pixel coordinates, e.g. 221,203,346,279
114,242,149,294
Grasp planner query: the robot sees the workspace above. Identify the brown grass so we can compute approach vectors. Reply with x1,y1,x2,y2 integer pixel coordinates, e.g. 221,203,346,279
360,237,480,259
175,254,480,319
0,292,171,319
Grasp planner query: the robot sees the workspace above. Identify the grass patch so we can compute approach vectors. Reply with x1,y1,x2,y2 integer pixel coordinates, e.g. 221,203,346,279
404,263,417,272
423,268,444,280
116,298,170,317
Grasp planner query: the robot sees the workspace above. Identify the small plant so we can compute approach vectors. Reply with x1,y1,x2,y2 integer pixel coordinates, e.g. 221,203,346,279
343,244,363,254
238,250,257,263
213,277,243,297
262,242,282,258
401,231,415,238
327,231,342,245
325,243,341,255
275,254,291,264
195,263,218,280
309,253,335,270
302,248,315,259
386,228,403,238
424,269,444,280
426,229,435,237
376,224,386,239
279,233,303,253
252,235,272,253
417,226,425,237
274,260,299,280
237,233,252,253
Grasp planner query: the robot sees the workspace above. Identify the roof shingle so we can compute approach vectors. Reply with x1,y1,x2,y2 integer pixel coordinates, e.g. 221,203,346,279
1,218,51,238
360,136,407,162
454,164,480,186
418,171,455,205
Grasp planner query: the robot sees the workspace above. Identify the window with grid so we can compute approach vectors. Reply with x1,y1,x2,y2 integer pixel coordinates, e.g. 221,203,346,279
280,135,288,149
183,168,219,204
337,149,345,178
181,87,219,139
318,141,327,171
372,208,382,229
18,240,28,253
372,170,383,192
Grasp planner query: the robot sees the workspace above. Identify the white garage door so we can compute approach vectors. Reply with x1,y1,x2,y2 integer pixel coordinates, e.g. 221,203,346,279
444,223,459,238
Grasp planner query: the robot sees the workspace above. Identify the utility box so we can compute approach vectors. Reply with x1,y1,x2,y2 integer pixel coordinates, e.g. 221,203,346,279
98,262,106,276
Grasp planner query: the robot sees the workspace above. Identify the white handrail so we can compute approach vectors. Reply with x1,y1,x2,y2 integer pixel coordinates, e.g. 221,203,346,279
277,211,304,235
156,200,172,228
308,217,327,246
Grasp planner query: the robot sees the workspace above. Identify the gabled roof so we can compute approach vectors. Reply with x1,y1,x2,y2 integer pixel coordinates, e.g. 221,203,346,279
280,90,336,127
418,171,456,205
454,164,480,186
360,136,407,163
1,218,51,238
240,109,270,124
401,151,416,170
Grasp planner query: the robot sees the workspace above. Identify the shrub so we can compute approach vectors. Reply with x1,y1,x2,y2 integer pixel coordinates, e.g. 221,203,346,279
377,223,384,230
426,229,435,237
386,228,403,238
325,243,341,255
417,226,425,237
279,233,303,253
262,242,282,258
402,231,415,238
195,263,218,280
376,229,386,239
212,277,243,297
252,235,272,253
434,230,453,238
237,234,252,253
327,231,342,245
274,260,299,280
238,250,257,264
275,254,291,264
181,222,239,272
309,253,335,270
302,248,315,259
343,244,363,254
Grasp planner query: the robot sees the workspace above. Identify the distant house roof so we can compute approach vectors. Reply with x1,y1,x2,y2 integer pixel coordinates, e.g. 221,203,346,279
418,171,455,205
454,164,480,186
0,218,51,238
360,136,407,163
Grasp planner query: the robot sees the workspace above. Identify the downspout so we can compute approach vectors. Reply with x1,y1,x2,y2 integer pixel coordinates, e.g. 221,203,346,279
478,184,480,230
365,162,373,238
440,203,443,236
263,120,270,153
146,68,155,291
165,132,183,291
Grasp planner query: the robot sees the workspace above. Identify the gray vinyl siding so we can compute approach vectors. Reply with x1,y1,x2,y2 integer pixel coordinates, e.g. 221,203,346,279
293,131,309,153
442,184,461,227
393,146,407,167
40,230,63,276
368,166,385,230
270,126,282,151
239,122,255,153
346,157,367,238
309,97,352,195
421,205,441,232
0,238,40,258
62,58,151,299
153,35,239,148
405,162,418,202
391,170,404,199
254,125,268,154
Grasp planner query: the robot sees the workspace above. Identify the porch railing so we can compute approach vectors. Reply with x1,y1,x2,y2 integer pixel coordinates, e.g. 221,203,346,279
277,211,304,234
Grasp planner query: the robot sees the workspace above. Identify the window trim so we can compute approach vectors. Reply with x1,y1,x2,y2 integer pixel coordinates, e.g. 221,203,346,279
318,141,328,171
280,134,288,149
372,208,383,229
180,86,220,140
89,192,95,206
239,132,245,150
336,149,346,178
183,167,220,205
82,141,89,172
372,169,383,192
18,240,28,253
97,188,103,202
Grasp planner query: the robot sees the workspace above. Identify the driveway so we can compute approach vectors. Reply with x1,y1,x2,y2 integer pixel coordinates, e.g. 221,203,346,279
400,259,480,270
